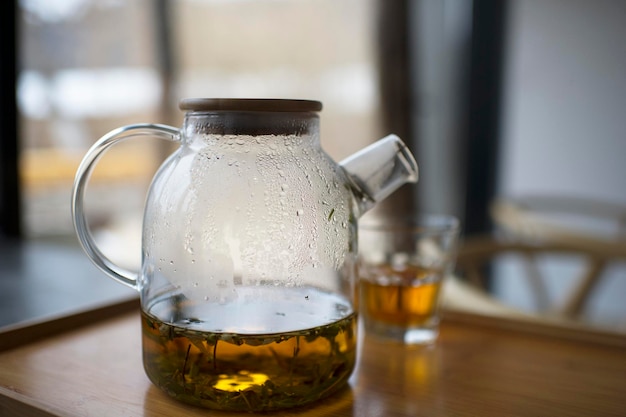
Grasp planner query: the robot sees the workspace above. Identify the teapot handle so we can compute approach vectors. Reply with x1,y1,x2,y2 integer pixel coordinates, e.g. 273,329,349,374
71,124,180,290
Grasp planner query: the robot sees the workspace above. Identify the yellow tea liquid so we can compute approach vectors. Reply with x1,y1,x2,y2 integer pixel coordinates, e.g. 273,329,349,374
359,264,442,327
141,287,356,412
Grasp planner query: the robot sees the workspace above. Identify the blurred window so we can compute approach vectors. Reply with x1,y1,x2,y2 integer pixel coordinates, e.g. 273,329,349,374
18,0,165,239
18,0,381,247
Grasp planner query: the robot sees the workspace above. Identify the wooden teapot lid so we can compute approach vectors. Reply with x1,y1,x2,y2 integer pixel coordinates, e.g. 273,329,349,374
179,98,322,113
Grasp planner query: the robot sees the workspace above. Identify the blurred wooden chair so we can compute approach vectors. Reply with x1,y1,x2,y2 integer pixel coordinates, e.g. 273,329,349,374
454,196,626,320
491,195,626,249
454,234,626,320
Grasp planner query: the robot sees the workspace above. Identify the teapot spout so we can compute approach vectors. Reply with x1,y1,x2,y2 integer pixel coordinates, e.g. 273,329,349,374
339,134,418,215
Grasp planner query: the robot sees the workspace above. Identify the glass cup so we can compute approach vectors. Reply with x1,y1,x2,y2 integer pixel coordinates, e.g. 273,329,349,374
357,214,460,344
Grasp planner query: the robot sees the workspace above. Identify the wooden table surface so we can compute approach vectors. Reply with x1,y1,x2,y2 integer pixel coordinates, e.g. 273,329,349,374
1,301,625,417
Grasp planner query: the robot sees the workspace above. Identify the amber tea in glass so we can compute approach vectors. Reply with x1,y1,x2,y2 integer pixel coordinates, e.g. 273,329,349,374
358,215,459,344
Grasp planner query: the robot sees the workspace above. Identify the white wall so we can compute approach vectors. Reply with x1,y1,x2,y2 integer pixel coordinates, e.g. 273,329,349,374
499,0,626,201
495,0,626,330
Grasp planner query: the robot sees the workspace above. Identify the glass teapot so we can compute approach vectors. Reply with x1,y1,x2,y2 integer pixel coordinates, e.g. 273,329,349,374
71,98,418,412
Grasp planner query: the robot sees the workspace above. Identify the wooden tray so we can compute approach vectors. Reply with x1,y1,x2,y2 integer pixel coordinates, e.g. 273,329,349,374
1,300,625,417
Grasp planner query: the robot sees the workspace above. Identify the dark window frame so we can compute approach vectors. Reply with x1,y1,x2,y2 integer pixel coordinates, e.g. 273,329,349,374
462,0,508,236
0,0,20,238
379,0,507,237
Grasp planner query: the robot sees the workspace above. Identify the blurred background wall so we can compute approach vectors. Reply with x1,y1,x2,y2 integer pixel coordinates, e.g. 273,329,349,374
499,0,626,203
